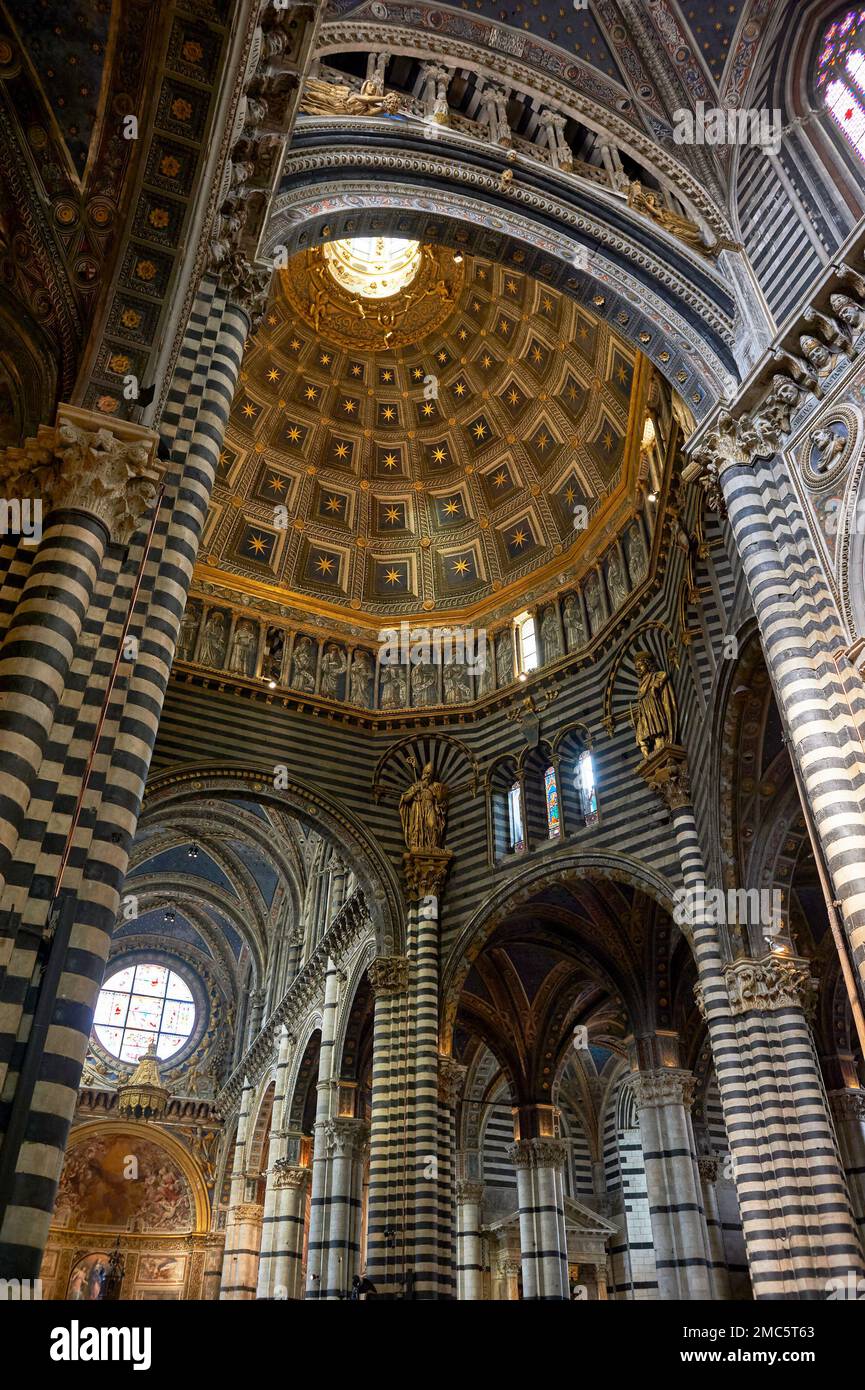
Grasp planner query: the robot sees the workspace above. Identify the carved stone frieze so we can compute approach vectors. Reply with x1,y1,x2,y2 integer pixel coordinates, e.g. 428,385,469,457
367,954,410,996
723,955,817,1019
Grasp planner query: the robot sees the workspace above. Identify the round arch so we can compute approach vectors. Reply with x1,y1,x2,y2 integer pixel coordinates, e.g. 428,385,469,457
61,1119,211,1234
142,763,406,955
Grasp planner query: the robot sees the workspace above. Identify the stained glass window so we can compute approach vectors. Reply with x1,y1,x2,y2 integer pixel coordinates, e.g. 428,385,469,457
817,8,865,161
508,782,525,852
94,962,196,1063
578,749,599,826
544,766,561,839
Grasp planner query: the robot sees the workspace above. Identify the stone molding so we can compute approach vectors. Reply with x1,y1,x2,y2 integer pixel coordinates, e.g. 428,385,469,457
631,1067,696,1111
0,405,162,545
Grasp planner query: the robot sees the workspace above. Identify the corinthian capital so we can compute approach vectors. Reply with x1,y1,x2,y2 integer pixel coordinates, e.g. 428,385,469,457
723,954,817,1018
0,405,162,545
438,1054,466,1106
323,1116,368,1157
506,1137,568,1170
637,744,691,811
367,954,409,996
828,1089,865,1123
631,1067,696,1111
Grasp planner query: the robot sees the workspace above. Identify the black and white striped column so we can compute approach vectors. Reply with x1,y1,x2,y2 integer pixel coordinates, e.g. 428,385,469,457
256,1025,294,1298
643,749,865,1296
697,1156,732,1298
507,1137,569,1300
305,956,343,1299
0,285,250,1280
631,1068,713,1300
220,1074,257,1299
268,1156,310,1300
323,1116,368,1298
365,955,409,1295
455,1180,485,1299
828,1090,865,1255
436,1055,464,1300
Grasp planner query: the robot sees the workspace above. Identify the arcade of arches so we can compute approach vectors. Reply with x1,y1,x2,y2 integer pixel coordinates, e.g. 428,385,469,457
3,0,865,1305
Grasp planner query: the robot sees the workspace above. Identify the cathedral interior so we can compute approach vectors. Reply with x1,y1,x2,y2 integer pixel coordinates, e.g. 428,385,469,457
3,0,865,1311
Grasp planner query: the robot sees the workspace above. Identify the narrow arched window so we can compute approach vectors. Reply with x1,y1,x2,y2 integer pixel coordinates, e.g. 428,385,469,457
578,749,598,826
508,781,525,852
817,9,865,162
544,765,561,839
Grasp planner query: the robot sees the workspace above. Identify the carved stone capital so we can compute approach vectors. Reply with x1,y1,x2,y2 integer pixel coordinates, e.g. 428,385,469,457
631,1068,696,1111
636,744,692,812
404,848,453,900
506,1137,568,1171
828,1089,865,1123
0,405,162,545
697,1156,721,1184
228,1202,264,1226
438,1054,467,1106
455,1180,484,1205
323,1116,368,1158
723,955,817,1018
368,954,409,997
215,251,272,329
271,1158,310,1191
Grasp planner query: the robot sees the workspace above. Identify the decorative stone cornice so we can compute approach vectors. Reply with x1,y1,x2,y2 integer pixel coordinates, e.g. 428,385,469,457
0,405,162,545
636,744,692,812
271,1158,310,1191
506,1137,568,1170
367,954,410,997
723,955,817,1019
631,1068,696,1111
455,1180,484,1205
323,1116,368,1158
404,848,453,900
697,1156,721,1184
438,1055,467,1106
828,1089,865,1123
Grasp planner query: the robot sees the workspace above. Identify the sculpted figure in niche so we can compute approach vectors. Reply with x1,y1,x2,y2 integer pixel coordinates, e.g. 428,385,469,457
586,575,604,635
799,334,833,377
177,604,200,662
631,650,678,759
299,78,400,117
381,662,407,709
478,646,494,695
228,619,258,676
540,607,561,663
290,635,316,692
496,630,514,685
349,650,374,706
320,643,347,698
411,660,437,706
264,626,285,683
563,594,586,650
607,551,628,609
444,662,473,704
199,610,227,667
399,762,449,852
627,525,648,583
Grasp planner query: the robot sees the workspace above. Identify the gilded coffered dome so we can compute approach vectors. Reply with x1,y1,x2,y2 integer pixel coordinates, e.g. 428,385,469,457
203,240,649,623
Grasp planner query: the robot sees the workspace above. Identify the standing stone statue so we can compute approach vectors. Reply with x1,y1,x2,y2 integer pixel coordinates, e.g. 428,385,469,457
626,525,648,583
199,610,228,667
228,619,258,676
586,575,604,635
607,552,628,609
563,594,586,650
381,662,407,709
349,649,374,706
399,762,449,851
496,630,514,685
320,643,347,698
540,608,561,663
631,650,678,759
411,660,437,706
290,635,316,692
177,603,200,661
